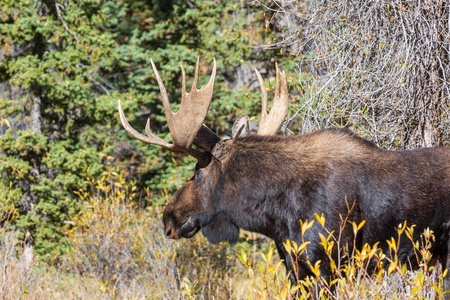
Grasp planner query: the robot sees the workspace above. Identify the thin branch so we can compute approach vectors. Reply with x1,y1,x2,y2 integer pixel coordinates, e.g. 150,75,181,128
55,1,80,44
260,0,449,148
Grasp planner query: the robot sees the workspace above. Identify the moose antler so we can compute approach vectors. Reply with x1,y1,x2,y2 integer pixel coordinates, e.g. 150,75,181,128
118,58,217,166
255,63,289,135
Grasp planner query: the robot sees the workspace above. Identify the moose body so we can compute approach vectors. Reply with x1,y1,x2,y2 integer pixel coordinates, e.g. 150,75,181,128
118,59,450,294
164,128,450,285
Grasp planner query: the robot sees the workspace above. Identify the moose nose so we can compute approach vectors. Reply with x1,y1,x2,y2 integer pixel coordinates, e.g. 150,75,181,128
165,227,172,237
164,223,181,239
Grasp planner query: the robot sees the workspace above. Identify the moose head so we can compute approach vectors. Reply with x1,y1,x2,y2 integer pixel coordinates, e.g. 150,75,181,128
118,58,289,243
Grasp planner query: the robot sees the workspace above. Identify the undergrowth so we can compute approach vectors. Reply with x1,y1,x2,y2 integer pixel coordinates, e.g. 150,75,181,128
0,175,448,299
238,209,449,300
61,172,248,299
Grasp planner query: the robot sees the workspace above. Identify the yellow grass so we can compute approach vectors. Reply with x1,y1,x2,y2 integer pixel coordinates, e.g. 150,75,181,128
1,175,447,299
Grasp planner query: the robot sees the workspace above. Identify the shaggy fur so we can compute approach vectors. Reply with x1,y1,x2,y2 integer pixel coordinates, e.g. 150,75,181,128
163,128,450,292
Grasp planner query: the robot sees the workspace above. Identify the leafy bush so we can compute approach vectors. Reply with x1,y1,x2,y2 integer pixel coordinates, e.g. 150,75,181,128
63,174,250,299
0,0,290,259
64,171,138,286
238,212,448,299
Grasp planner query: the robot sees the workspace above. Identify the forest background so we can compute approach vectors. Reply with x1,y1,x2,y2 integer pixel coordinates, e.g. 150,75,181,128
1,0,449,299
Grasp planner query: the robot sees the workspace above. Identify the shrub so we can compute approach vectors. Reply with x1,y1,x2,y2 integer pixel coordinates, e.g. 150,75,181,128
63,173,245,299
238,211,448,299
64,171,139,291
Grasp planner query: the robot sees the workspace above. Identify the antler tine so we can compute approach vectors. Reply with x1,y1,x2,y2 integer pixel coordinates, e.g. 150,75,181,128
256,64,289,136
255,68,268,119
151,59,174,125
179,58,201,105
181,64,187,102
118,59,217,166
173,58,216,149
118,100,171,148
274,62,280,103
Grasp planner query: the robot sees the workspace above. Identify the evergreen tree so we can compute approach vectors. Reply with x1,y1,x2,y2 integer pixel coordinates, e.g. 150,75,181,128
0,0,287,259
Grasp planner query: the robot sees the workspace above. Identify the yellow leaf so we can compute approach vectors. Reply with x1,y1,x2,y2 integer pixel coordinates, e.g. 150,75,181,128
388,261,396,275
114,182,122,188
319,232,327,245
300,219,315,235
315,213,325,227
330,260,336,272
3,118,11,128
284,239,292,254
298,241,310,252
357,220,366,230
267,247,273,263
281,288,288,299
432,282,440,294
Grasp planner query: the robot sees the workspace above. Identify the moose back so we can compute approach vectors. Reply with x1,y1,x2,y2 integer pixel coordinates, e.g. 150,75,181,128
118,59,450,291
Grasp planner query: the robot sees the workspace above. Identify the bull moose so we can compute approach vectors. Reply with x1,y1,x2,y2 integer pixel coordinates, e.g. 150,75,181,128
118,59,450,296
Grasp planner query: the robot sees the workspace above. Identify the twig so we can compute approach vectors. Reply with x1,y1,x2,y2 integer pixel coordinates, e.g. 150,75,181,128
260,0,449,147
0,159,22,176
54,1,80,44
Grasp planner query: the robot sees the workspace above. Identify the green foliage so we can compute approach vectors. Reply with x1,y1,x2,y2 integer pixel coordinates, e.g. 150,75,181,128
0,0,288,260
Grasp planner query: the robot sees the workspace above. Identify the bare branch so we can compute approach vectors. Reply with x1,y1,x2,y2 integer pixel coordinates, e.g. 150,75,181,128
55,1,80,44
255,0,450,148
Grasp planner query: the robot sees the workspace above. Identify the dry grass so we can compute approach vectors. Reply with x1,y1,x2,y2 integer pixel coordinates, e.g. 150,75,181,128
0,230,33,299
60,172,249,299
1,175,447,299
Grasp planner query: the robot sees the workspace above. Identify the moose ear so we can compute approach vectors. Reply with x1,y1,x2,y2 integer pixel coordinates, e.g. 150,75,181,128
194,124,221,153
232,114,250,138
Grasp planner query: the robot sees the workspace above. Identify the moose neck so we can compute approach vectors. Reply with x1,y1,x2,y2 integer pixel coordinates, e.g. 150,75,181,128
214,135,316,241
214,130,378,242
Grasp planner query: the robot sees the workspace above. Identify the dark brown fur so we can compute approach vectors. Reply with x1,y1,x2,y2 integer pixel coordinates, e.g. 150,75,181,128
163,128,450,293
